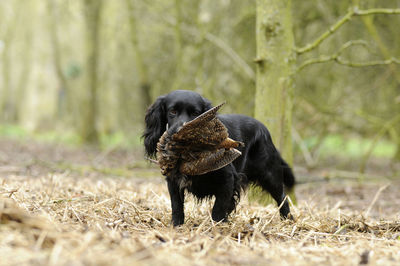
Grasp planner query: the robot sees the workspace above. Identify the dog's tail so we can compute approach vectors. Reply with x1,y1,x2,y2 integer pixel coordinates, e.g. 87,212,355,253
281,159,295,189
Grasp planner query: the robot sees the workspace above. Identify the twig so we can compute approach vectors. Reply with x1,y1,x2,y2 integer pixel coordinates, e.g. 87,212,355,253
359,114,400,173
364,184,389,217
355,8,400,16
260,195,289,232
0,189,19,197
296,55,336,72
333,224,350,235
296,39,400,72
92,145,118,165
298,55,400,72
70,207,83,223
335,57,400,67
162,15,255,80
296,7,400,54
292,127,315,167
296,40,367,72
203,33,255,79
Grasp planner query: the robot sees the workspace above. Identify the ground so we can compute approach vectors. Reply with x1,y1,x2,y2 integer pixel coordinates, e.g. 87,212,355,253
0,139,399,266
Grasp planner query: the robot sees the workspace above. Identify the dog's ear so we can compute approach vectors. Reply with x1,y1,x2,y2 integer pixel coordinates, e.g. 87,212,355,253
202,97,213,112
143,96,167,157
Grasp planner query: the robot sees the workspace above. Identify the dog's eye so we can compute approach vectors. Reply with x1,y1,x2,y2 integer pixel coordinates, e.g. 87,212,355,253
169,109,177,116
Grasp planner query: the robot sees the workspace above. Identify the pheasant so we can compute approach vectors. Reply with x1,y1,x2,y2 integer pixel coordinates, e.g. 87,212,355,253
156,103,244,176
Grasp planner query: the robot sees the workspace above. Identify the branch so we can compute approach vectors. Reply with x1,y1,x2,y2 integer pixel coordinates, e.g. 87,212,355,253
364,184,389,217
203,33,255,79
162,15,255,80
296,40,368,72
359,114,400,174
336,57,400,67
296,40,400,72
292,127,315,168
296,7,400,55
355,8,400,16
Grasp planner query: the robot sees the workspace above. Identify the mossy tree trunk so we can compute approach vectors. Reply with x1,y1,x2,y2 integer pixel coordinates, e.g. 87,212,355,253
81,0,102,144
250,0,296,204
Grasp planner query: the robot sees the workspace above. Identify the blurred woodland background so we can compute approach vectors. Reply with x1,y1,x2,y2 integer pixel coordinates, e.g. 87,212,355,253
0,0,400,177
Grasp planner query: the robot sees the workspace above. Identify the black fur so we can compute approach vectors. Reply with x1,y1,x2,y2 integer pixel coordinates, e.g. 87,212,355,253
143,90,295,226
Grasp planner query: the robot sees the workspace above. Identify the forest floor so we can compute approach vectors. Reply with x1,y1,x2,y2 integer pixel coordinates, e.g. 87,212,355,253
0,138,399,266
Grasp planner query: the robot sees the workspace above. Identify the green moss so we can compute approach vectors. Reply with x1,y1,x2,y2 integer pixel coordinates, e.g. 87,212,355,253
0,124,28,138
299,134,395,159
0,124,143,149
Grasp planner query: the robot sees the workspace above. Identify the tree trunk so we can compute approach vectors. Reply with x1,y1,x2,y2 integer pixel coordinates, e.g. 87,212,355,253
126,0,152,113
250,0,296,204
14,29,33,123
1,33,13,122
47,0,70,122
171,0,184,91
0,8,20,122
81,0,102,144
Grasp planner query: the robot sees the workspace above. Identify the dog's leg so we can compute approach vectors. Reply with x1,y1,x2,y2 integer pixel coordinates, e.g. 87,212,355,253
212,195,232,222
211,172,235,222
167,177,185,226
258,167,291,219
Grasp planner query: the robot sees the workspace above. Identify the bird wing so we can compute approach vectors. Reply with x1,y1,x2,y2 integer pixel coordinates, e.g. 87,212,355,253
156,130,181,176
179,148,242,175
173,102,225,137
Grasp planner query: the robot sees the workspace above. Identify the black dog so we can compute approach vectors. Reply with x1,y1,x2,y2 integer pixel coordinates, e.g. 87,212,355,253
143,90,295,226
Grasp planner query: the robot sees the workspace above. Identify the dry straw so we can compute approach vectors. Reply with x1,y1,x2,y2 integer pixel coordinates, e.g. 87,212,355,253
1,172,399,266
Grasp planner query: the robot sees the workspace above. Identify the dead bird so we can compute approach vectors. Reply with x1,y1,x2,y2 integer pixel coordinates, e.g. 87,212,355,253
155,103,244,176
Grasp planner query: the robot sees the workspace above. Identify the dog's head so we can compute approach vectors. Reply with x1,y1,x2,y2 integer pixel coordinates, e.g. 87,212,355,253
143,90,212,157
